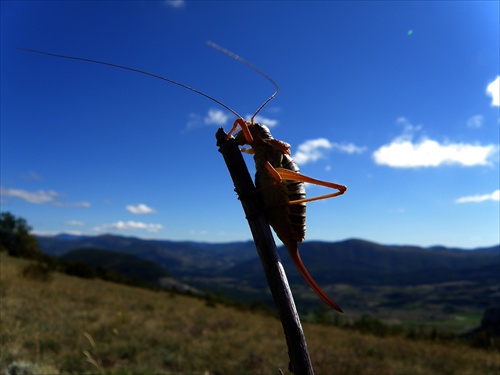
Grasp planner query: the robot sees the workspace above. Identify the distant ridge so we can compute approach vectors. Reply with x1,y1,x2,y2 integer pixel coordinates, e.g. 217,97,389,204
35,233,499,317
39,233,500,251
36,234,499,285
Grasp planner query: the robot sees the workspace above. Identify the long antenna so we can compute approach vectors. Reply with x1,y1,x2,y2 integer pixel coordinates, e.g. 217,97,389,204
207,41,279,124
17,47,244,120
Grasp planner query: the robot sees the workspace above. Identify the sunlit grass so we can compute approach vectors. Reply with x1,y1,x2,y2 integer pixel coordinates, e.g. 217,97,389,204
1,252,498,374
422,311,483,333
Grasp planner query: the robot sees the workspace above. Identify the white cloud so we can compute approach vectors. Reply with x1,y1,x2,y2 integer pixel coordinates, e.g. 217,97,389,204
0,187,90,207
466,115,484,129
126,203,156,214
486,76,500,107
373,119,499,168
204,109,229,126
374,139,498,168
165,0,184,9
455,189,500,203
246,114,279,127
94,221,163,233
292,138,365,165
293,138,333,165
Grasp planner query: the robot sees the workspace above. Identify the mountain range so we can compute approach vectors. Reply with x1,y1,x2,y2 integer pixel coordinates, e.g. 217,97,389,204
35,234,499,325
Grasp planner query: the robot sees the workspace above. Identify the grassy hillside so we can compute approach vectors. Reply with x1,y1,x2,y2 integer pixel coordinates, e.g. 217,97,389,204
35,234,499,330
1,252,498,374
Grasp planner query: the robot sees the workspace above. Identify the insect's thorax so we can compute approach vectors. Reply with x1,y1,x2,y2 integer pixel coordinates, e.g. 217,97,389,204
234,123,289,168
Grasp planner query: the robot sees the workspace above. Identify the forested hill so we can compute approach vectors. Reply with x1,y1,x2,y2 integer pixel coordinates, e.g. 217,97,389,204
36,234,499,286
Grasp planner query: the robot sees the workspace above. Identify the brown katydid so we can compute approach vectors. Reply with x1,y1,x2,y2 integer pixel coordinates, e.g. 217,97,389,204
19,43,347,312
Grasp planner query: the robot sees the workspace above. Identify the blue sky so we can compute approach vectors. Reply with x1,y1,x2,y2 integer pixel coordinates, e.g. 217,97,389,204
1,1,499,248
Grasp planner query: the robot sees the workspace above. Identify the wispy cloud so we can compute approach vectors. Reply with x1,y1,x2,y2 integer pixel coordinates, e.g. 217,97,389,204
22,171,42,181
455,189,500,203
126,203,156,214
94,221,163,233
183,109,231,133
486,76,499,107
293,138,365,165
332,143,366,154
0,187,57,204
0,187,90,207
65,220,85,226
373,118,499,168
264,106,281,114
34,230,84,236
183,113,202,133
184,109,278,133
245,114,279,127
204,108,229,126
165,0,185,9
466,115,484,129
189,229,208,236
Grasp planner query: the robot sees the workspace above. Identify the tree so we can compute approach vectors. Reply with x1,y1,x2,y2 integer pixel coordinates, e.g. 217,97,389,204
0,212,40,258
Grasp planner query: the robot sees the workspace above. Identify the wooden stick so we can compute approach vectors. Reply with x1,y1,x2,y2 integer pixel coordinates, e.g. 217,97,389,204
216,128,314,375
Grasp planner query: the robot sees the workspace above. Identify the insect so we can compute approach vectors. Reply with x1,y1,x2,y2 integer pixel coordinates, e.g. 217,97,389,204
20,43,347,312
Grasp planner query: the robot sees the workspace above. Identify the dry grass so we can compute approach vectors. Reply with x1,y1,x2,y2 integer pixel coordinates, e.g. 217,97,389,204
1,252,499,374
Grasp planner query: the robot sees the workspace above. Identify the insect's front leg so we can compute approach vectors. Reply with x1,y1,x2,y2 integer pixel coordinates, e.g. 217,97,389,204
240,147,255,154
251,161,287,196
264,138,291,155
226,118,254,144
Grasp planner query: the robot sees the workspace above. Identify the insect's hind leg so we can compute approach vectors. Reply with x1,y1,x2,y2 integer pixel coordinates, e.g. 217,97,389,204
275,168,346,205
244,159,346,205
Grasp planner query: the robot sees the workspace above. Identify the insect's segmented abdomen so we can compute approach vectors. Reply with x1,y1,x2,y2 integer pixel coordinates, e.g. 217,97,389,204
280,154,307,243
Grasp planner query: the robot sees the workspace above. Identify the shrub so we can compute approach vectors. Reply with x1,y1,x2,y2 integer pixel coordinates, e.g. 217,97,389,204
21,263,52,282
